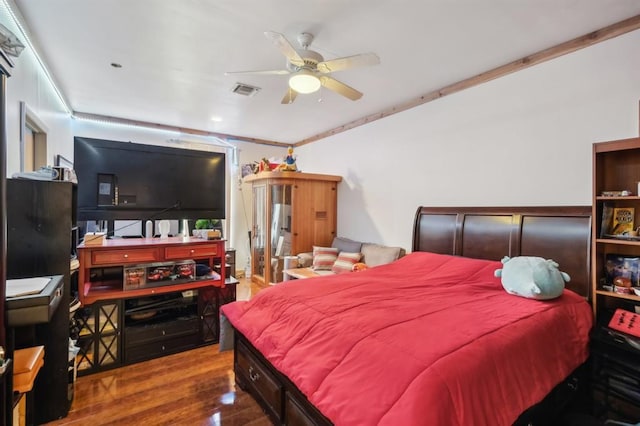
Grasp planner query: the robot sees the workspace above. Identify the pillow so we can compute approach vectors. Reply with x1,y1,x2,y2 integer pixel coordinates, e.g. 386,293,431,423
360,243,403,267
297,252,313,268
312,246,339,271
494,256,570,300
331,252,362,274
331,237,363,254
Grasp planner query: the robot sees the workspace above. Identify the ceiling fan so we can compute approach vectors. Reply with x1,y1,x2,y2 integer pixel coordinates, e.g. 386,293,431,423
226,31,380,104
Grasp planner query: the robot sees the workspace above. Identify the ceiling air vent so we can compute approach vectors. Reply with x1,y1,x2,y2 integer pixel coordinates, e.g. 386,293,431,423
231,83,261,97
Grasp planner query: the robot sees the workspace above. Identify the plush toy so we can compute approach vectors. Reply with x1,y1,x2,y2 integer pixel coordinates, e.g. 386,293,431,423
277,146,297,171
352,262,368,272
494,256,570,300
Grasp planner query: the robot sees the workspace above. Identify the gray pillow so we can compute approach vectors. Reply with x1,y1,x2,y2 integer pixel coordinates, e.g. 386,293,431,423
361,243,403,267
331,237,363,253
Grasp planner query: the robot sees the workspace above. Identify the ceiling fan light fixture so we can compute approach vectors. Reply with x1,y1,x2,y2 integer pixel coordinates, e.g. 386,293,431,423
288,70,321,94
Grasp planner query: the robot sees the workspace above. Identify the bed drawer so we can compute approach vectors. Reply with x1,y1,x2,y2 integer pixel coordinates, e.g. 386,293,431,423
165,244,219,259
92,248,160,266
236,341,282,421
286,392,316,426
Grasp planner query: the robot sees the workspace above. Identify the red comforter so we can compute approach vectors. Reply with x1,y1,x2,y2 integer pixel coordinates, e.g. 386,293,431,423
222,252,593,426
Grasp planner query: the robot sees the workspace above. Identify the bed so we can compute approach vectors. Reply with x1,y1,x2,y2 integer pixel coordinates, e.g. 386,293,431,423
221,206,594,425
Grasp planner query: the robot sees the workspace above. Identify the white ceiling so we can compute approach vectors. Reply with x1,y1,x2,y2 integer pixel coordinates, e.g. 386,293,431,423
11,0,640,145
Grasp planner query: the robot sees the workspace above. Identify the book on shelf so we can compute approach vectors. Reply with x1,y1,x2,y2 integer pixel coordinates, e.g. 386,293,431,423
600,190,633,197
608,207,635,236
600,203,614,238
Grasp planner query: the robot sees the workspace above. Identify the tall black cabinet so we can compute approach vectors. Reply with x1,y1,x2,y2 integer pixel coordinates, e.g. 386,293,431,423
0,48,13,426
6,179,73,424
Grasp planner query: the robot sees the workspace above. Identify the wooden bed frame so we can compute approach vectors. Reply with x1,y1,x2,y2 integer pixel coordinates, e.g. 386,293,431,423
232,206,593,425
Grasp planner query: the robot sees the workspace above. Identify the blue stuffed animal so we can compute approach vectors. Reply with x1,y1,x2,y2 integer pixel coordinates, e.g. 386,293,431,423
494,256,570,300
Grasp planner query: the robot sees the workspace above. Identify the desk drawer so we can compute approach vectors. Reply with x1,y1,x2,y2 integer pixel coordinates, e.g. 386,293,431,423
92,248,160,266
165,244,219,259
125,317,198,347
124,334,198,364
236,341,282,420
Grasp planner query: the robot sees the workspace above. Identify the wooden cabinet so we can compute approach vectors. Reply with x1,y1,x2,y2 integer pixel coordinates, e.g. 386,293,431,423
245,172,341,286
75,300,122,375
76,237,236,373
592,137,640,421
199,287,219,343
0,49,13,426
590,326,640,421
123,292,199,365
77,237,225,305
592,137,640,323
6,179,74,423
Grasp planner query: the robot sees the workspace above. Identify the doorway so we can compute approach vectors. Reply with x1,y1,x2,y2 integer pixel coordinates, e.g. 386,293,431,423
20,101,47,172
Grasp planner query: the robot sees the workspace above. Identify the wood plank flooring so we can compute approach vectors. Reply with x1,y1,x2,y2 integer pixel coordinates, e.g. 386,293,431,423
45,277,271,426
46,345,271,426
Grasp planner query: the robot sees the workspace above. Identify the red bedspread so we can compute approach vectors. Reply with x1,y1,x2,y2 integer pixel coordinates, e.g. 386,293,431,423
222,252,593,426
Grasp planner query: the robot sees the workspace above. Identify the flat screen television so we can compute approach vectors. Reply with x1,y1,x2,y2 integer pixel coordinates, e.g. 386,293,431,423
74,137,226,221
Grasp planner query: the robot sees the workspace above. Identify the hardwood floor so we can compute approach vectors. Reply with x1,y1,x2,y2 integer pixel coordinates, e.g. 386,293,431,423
45,277,271,426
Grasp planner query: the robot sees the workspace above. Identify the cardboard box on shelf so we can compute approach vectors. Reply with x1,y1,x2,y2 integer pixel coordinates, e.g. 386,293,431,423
605,254,640,286
123,265,146,290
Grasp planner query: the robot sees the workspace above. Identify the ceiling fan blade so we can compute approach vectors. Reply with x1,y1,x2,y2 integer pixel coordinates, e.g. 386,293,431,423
224,69,289,76
317,52,380,73
281,88,298,104
319,76,363,101
264,31,305,67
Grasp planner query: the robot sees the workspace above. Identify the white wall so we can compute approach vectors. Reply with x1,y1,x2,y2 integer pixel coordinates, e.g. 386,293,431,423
296,30,640,252
0,4,72,177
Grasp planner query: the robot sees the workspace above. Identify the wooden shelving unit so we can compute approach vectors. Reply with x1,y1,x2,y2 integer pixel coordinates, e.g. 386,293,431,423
592,137,640,322
591,137,640,422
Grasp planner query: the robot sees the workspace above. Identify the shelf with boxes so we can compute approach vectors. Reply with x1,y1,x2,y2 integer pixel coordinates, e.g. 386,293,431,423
77,236,226,305
593,138,640,322
123,259,218,290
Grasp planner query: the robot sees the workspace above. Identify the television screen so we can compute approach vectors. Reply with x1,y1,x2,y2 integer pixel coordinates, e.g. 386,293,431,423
74,137,226,221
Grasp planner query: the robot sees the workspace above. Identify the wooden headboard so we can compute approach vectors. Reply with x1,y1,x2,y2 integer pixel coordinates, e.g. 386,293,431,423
412,206,592,298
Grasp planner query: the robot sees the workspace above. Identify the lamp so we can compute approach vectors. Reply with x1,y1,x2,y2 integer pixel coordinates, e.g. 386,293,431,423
288,69,321,94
